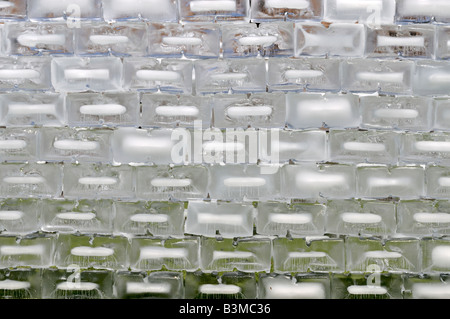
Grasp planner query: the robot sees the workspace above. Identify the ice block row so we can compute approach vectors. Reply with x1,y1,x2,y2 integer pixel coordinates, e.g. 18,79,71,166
4,56,450,96
5,197,450,238
2,22,450,59
4,162,450,200
2,0,450,25
3,231,450,275
1,268,447,299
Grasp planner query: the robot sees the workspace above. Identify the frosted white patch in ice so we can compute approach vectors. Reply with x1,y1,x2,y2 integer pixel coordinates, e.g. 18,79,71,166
70,246,114,257
373,108,418,119
53,140,99,151
3,176,45,184
223,177,266,187
126,282,171,294
162,37,202,46
0,1,14,8
238,36,278,47
197,213,244,225
0,70,40,80
266,0,309,9
438,178,450,187
0,140,27,150
226,106,272,118
284,69,323,79
356,72,404,83
89,35,129,45
17,34,66,47
56,212,96,221
155,106,199,117
412,283,450,299
415,141,450,152
8,103,56,115
0,245,44,255
367,177,409,187
190,0,236,12
364,251,402,259
56,282,99,291
341,212,382,224
269,213,312,224
431,246,450,268
139,247,188,259
199,284,241,294
414,212,450,224
78,177,118,185
0,210,23,221
136,70,181,82
150,178,192,187
377,35,424,47
64,69,110,80
130,214,169,223
264,281,326,299
212,251,255,259
343,142,386,152
347,285,388,295
210,73,247,81
288,251,327,258
0,280,30,290
79,104,127,116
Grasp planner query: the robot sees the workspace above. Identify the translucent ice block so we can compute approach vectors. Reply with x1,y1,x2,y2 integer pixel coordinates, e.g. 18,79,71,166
272,237,345,272
285,92,360,129
295,22,366,57
259,129,327,163
200,237,271,272
0,198,40,234
40,199,113,234
425,166,450,199
178,0,249,23
140,93,211,128
366,24,435,58
135,165,208,201
251,0,322,21
413,60,450,97
258,273,329,299
75,22,148,57
281,163,356,199
114,201,185,236
0,269,41,299
433,98,450,131
328,129,399,164
332,273,403,299
129,237,199,271
0,162,62,198
28,0,102,21
208,164,280,201
0,0,26,19
112,127,181,165
195,58,266,94
341,59,414,94
400,132,450,164
396,0,450,23
102,0,177,22
40,127,112,163
5,22,74,56
267,57,341,92
43,268,113,299
212,93,285,128
421,238,450,273
324,0,395,24
51,57,123,92
0,93,65,127
0,57,52,91
326,199,397,237
436,25,450,60
0,128,37,162
66,92,139,127
114,271,184,299
185,201,255,238
55,233,128,270
405,275,450,299
123,58,192,94
397,200,450,236
148,23,220,59
360,95,433,131
0,234,55,268
222,22,294,58
346,236,420,273
63,163,134,200
256,201,326,236
357,165,425,199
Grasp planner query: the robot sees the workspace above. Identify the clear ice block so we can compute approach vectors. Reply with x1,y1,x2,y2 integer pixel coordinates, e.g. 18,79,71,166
212,93,285,128
425,165,450,199
341,58,414,94
185,201,255,238
436,25,450,60
0,198,40,234
413,60,450,97
366,24,435,58
123,58,192,94
0,93,65,127
195,58,266,94
267,57,341,92
135,165,208,201
332,273,403,299
395,0,450,23
75,22,148,57
0,57,52,91
200,236,271,272
0,162,62,198
285,92,360,129
28,0,102,21
324,0,395,24
0,269,41,299
403,274,450,299
281,163,356,199
360,95,433,131
5,22,74,56
357,165,425,199
251,0,322,21
40,127,112,163
400,132,450,164
0,0,26,19
62,163,134,200
256,201,326,236
51,57,123,92
222,22,294,58
40,199,114,234
0,128,38,162
140,93,211,128
272,236,345,272
178,0,250,23
328,129,399,164
114,201,185,236
421,237,450,273
129,237,199,271
295,22,366,57
434,98,450,131
148,23,220,58
102,0,178,22
66,92,139,127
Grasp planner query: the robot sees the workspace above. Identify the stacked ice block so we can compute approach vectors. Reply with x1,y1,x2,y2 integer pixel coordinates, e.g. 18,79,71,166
1,0,450,299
